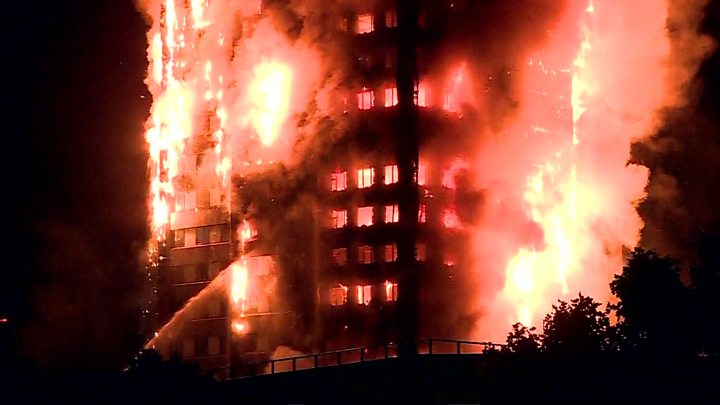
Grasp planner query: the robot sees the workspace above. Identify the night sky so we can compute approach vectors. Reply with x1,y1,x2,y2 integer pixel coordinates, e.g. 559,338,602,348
3,0,720,373
5,0,150,371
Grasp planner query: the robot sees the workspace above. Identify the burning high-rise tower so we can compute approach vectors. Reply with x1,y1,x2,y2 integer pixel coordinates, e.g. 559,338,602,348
138,0,698,377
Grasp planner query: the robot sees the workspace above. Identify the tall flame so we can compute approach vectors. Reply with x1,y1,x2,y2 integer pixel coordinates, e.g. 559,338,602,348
498,0,666,328
248,61,293,146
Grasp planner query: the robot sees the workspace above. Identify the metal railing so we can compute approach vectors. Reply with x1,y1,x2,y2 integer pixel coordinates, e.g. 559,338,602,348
231,338,504,379
418,338,505,355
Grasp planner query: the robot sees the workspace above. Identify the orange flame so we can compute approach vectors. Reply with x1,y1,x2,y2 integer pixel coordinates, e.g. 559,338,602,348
498,0,661,328
248,61,293,146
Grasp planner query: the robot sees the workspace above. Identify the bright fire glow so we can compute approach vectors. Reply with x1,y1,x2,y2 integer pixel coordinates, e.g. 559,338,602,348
493,0,666,329
248,61,293,146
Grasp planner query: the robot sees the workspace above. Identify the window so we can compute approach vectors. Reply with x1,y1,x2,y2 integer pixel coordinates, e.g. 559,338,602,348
330,284,348,306
209,262,222,279
182,338,195,358
442,169,457,189
357,285,372,305
385,204,399,223
183,265,195,283
208,337,221,356
385,244,397,262
418,204,427,223
443,208,461,229
414,82,428,107
385,281,398,302
357,88,374,110
357,206,374,226
246,292,259,313
416,243,427,261
332,248,347,266
179,191,197,211
210,188,221,206
416,163,427,186
358,245,374,264
184,228,197,247
195,262,209,281
357,167,375,188
196,226,210,244
331,209,348,228
197,189,210,208
384,164,398,184
331,170,347,191
444,93,458,112
385,10,397,28
384,87,398,107
209,225,222,243
174,229,185,247
444,158,468,189
357,13,373,33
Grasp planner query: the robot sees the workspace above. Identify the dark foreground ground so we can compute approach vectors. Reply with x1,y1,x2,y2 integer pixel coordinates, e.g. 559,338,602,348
4,353,719,404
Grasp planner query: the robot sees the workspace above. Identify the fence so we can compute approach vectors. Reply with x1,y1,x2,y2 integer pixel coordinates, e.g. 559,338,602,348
232,338,505,378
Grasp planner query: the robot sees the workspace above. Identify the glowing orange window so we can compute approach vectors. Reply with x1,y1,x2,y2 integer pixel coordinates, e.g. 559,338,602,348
358,245,374,264
357,206,374,227
414,83,427,107
444,93,457,112
357,89,374,110
385,244,397,262
384,281,398,302
442,168,456,189
384,164,398,184
357,285,372,305
331,170,347,191
385,10,397,28
333,248,347,266
357,13,373,34
357,167,375,188
443,208,461,229
416,163,427,186
331,284,348,306
384,87,398,107
418,204,427,223
331,209,348,228
385,204,399,223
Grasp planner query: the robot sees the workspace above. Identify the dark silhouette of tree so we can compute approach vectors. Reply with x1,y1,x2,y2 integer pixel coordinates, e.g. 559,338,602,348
540,294,614,357
504,323,541,356
610,248,691,354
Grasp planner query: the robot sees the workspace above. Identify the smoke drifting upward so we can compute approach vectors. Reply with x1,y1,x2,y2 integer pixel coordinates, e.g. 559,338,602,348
634,0,718,263
138,0,717,353
465,0,714,340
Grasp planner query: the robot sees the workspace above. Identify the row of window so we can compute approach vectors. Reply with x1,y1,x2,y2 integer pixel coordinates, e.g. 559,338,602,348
355,85,427,110
173,225,228,248
351,11,398,34
171,262,224,284
332,243,426,265
182,335,226,358
332,244,458,266
330,281,399,306
329,205,467,230
331,204,419,228
175,189,222,211
331,160,469,191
